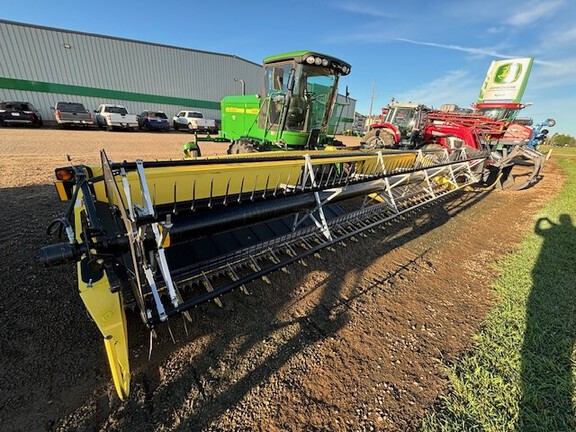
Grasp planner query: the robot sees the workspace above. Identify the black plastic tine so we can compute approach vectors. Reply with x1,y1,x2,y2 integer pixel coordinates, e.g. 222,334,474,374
250,175,258,201
273,174,281,197
223,178,231,206
191,179,196,212
337,165,346,186
173,182,178,214
208,178,214,209
284,173,291,194
226,263,248,294
330,168,336,186
262,174,270,199
345,164,354,184
182,315,189,337
237,177,245,203
296,170,304,192
266,247,280,263
318,164,328,187
167,321,176,344
325,164,335,188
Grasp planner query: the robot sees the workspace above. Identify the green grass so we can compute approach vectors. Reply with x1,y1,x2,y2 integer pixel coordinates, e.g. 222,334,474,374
540,146,576,158
420,155,576,431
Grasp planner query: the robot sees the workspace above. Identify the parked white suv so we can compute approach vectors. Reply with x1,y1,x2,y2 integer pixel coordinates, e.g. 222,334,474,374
172,110,218,133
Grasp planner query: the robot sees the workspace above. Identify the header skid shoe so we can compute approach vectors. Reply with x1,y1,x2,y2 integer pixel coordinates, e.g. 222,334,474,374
41,147,486,398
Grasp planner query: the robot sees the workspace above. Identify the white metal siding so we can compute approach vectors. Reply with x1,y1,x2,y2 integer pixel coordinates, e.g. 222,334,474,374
0,20,261,122
1,20,355,133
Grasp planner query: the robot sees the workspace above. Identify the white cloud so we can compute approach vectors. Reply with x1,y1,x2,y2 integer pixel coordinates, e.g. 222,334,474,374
394,38,515,59
529,57,576,90
547,26,576,44
506,1,564,26
486,27,505,34
394,38,560,67
333,1,397,18
395,70,479,109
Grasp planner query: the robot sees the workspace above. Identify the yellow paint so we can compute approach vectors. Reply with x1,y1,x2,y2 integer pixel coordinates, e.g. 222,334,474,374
158,224,171,248
75,189,130,399
368,192,387,203
433,175,456,190
54,181,69,201
224,107,245,113
89,151,418,209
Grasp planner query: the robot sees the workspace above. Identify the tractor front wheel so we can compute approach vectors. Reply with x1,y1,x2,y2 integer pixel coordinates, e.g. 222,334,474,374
361,128,395,149
419,144,444,152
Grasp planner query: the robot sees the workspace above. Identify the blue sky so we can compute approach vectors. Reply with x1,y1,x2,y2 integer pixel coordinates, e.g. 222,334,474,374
2,0,575,136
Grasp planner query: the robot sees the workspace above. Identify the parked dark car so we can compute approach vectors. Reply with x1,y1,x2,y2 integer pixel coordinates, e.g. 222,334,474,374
0,101,43,127
51,101,94,128
138,110,170,131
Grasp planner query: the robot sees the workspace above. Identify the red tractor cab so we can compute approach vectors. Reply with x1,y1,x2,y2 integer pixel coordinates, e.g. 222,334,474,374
362,102,429,149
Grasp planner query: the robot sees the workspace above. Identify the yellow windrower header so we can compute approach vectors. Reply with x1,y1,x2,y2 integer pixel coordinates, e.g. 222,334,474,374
42,146,487,400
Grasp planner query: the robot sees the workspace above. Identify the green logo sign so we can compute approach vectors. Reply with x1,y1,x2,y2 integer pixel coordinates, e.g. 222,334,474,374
494,62,522,84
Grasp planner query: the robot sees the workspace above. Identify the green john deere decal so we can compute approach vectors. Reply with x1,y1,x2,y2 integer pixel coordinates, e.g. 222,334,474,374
494,62,522,84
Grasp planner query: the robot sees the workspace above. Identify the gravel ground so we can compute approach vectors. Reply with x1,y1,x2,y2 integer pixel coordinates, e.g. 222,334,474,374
0,127,564,431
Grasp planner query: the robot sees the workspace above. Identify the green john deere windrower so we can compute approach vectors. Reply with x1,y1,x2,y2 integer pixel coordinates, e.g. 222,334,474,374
218,50,351,153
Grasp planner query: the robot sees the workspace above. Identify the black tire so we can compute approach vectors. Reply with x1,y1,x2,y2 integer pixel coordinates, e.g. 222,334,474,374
420,144,444,152
227,138,257,154
173,121,179,131
361,128,395,149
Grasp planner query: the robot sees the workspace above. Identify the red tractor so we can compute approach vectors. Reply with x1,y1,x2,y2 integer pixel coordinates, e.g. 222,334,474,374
361,101,554,190
362,102,429,149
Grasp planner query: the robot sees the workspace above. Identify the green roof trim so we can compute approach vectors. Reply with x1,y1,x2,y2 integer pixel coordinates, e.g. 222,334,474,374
263,50,312,63
0,77,220,110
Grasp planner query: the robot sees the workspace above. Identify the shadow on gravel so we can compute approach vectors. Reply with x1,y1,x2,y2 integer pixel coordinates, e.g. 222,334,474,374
1,185,491,431
519,214,576,431
116,189,492,432
0,184,108,432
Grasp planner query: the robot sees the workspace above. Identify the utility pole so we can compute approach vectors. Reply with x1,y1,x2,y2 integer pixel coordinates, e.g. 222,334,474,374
367,80,375,131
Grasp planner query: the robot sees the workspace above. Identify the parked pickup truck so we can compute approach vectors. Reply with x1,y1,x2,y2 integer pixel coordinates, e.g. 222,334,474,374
51,101,94,128
95,104,139,131
172,110,218,133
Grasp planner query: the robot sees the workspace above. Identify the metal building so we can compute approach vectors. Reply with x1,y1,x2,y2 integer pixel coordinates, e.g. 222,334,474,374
0,20,355,131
